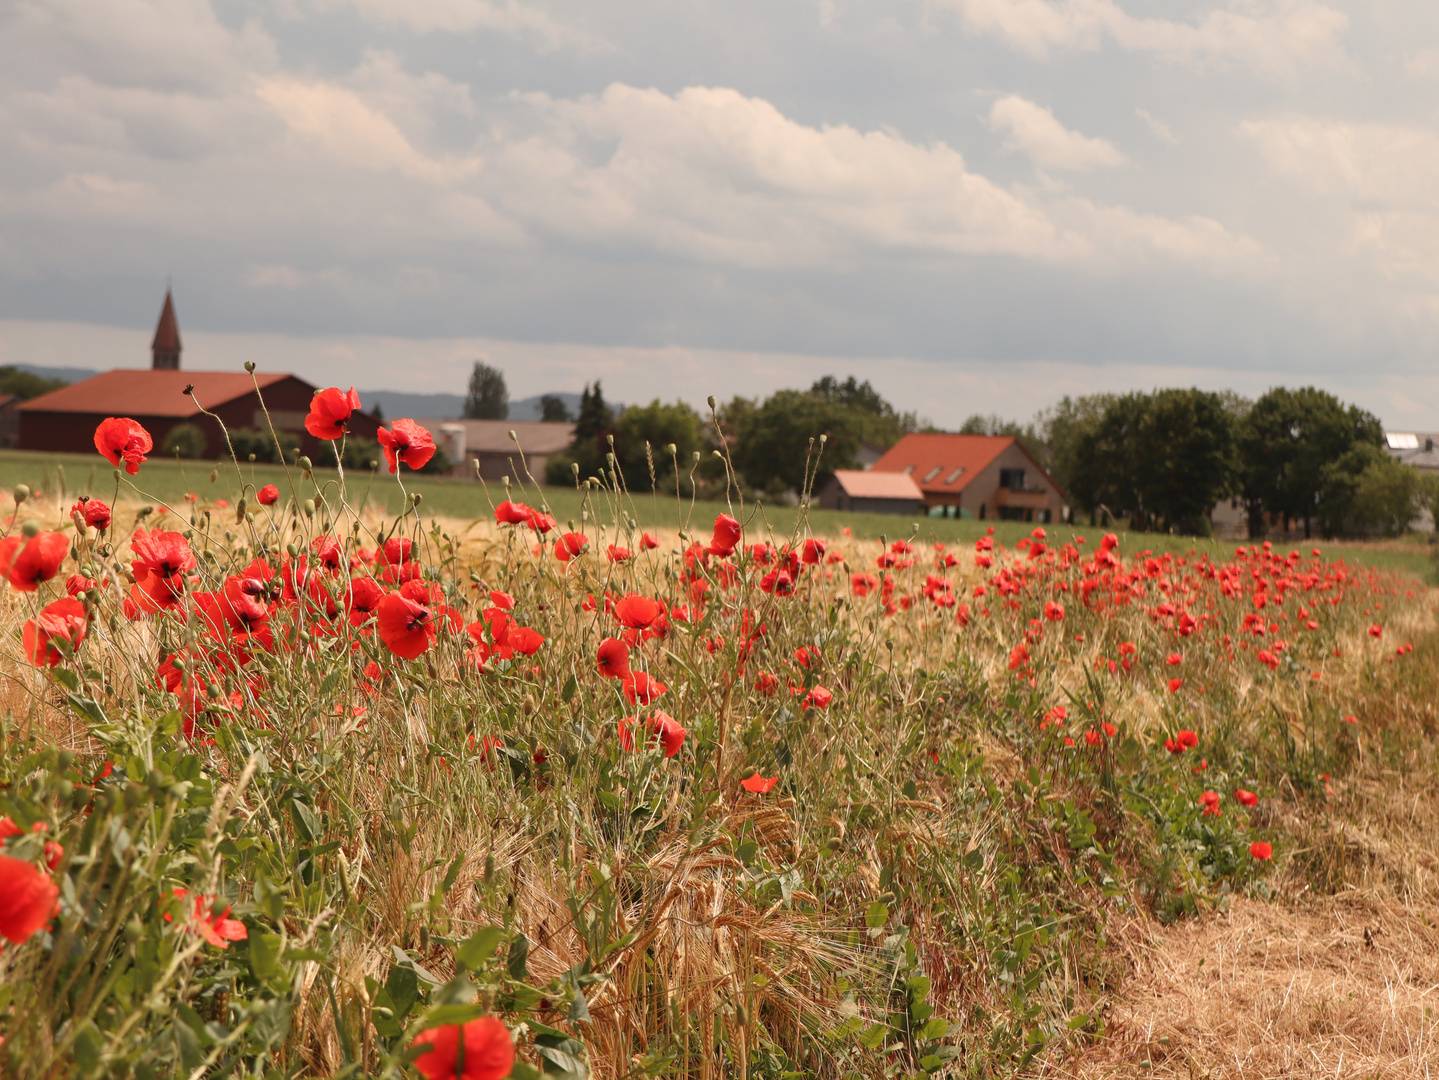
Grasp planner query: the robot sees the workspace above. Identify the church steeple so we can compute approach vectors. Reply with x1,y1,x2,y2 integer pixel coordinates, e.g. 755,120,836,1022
151,289,181,370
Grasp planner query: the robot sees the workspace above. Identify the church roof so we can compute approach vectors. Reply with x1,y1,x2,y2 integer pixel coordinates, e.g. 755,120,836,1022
151,290,181,353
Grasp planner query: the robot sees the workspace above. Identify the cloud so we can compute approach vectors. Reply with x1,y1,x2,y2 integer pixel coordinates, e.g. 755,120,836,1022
987,94,1126,170
309,0,603,51
1136,108,1177,144
933,0,1350,79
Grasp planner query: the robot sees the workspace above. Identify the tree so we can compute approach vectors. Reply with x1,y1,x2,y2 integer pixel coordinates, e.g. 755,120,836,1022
464,362,508,420
1318,445,1420,537
1037,394,1117,519
1072,393,1149,527
1240,387,1383,538
545,382,616,485
0,366,67,400
1131,389,1239,535
809,375,919,449
161,422,207,459
539,394,572,423
958,413,1049,471
727,390,866,496
612,400,706,492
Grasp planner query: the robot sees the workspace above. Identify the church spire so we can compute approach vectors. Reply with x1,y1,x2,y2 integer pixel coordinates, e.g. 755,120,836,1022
151,289,181,370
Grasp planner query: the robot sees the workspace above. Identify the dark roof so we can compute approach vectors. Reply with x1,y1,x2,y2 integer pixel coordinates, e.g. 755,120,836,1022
152,291,181,353
19,370,292,418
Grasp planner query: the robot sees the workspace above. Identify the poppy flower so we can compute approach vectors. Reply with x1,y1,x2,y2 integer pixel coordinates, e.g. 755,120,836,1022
0,854,59,943
802,538,826,564
508,627,545,656
1234,789,1259,807
1368,624,1383,638
801,686,832,710
619,711,687,757
1167,653,1182,666
641,532,660,550
615,594,663,630
1249,841,1273,860
1168,678,1183,693
1177,729,1198,749
741,773,778,793
93,417,152,474
754,672,779,695
1042,601,1064,622
709,514,741,556
494,499,530,525
305,386,362,439
2,532,70,591
377,419,436,473
23,598,87,668
411,1017,515,1080
189,894,249,949
622,670,667,705
597,638,630,679
525,508,556,534
256,484,279,506
554,532,588,562
70,497,111,531
377,592,436,658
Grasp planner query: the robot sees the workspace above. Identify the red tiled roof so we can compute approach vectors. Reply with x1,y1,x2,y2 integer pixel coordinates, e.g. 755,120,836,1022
152,291,181,352
19,370,292,418
829,469,923,500
870,433,1017,493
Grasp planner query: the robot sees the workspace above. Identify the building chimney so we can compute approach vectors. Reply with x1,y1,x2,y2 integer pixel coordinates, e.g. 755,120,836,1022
152,290,182,370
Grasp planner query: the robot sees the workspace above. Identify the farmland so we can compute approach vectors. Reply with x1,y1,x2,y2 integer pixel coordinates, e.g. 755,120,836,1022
1,432,1437,1079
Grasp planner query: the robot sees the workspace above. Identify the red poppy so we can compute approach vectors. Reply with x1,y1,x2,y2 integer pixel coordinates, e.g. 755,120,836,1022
508,626,546,656
801,686,832,710
1234,789,1259,807
802,538,826,564
0,854,59,944
70,497,111,531
1249,841,1273,860
607,544,632,563
1167,652,1182,666
1167,678,1183,693
641,532,660,549
1177,729,1198,749
618,711,686,757
377,419,436,473
305,386,362,439
377,592,436,658
614,594,663,630
709,513,741,556
597,637,630,679
346,576,385,616
187,893,249,948
93,417,153,474
1368,624,1382,638
622,670,667,705
2,532,70,591
754,672,779,695
494,499,530,525
554,532,588,562
256,484,279,505
411,1017,514,1080
23,598,87,668
741,773,778,793
525,508,556,534
1042,601,1064,621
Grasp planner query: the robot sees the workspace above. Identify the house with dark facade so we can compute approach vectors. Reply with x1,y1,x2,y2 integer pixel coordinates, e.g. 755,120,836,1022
813,469,924,515
19,291,382,461
869,433,1067,523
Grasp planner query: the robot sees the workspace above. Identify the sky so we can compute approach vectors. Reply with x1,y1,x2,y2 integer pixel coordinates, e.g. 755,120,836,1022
2,0,1438,429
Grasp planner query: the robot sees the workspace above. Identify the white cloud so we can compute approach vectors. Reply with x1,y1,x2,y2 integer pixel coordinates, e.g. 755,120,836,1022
934,0,1350,80
987,94,1126,170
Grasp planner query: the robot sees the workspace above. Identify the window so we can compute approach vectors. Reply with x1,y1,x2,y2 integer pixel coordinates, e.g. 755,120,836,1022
999,468,1026,490
922,465,942,483
903,464,916,475
944,467,964,485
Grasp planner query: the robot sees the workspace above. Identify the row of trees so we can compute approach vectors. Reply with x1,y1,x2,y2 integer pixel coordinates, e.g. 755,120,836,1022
1036,387,1434,538
542,376,919,496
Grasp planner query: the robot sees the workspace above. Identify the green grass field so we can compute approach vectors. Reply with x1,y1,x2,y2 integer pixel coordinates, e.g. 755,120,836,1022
6,448,1434,578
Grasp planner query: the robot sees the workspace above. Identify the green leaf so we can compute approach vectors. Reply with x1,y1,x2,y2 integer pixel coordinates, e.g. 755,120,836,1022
248,931,282,984
561,675,578,703
537,1044,588,1079
507,933,530,980
421,1003,488,1027
569,987,591,1023
855,1023,888,1050
920,1017,949,1040
864,902,889,929
65,694,107,727
290,800,322,843
456,926,506,971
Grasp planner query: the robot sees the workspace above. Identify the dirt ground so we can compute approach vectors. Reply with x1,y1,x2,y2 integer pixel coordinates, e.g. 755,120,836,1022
1056,892,1439,1079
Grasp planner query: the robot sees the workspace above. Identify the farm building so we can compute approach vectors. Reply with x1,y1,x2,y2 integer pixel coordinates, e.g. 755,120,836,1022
18,291,382,462
813,469,923,515
420,418,575,480
869,433,1067,522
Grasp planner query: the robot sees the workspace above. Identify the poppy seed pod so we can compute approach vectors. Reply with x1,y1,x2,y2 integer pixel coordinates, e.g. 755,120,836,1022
244,361,256,372
14,485,29,504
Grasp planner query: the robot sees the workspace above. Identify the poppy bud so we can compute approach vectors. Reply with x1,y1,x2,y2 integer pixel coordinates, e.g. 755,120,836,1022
368,459,378,470
666,443,676,455
248,453,257,462
235,499,246,523
707,395,716,409
508,429,516,441
244,361,256,373
712,450,722,458
297,455,312,471
124,917,143,943
14,484,30,504
286,543,300,558
22,519,39,537
484,853,495,884
303,499,316,517
209,468,218,484
412,493,423,506
692,451,701,462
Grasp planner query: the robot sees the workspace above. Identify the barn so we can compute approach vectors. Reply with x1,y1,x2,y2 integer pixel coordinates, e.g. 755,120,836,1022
18,291,382,462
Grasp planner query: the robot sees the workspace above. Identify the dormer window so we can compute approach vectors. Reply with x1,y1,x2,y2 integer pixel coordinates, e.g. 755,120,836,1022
922,466,942,482
903,465,916,475
944,467,964,485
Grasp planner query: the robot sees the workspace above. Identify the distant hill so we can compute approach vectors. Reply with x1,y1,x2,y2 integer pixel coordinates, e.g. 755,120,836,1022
361,390,584,423
13,364,98,384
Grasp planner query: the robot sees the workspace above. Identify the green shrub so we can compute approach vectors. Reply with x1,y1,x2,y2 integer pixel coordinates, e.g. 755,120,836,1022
226,428,299,465
161,422,208,459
